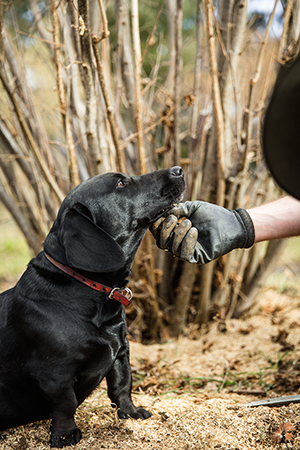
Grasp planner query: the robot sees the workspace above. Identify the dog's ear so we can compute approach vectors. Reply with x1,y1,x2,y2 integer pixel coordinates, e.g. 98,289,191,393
45,203,126,272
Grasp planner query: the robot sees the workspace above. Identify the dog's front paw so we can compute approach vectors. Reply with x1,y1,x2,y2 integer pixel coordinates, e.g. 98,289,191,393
50,428,82,448
117,406,152,420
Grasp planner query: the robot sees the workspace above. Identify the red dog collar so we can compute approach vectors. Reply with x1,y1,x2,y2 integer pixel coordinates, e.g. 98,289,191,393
44,252,132,306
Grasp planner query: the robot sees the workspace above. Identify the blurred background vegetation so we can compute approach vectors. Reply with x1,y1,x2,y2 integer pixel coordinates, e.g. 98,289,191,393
0,0,299,341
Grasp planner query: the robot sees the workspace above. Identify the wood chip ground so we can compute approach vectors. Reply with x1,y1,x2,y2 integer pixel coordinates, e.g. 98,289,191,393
2,270,300,449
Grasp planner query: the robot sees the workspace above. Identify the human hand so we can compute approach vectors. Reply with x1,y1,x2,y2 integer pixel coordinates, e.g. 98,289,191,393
151,201,255,264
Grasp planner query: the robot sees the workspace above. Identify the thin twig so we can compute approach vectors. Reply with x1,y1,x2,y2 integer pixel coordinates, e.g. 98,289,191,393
0,68,64,203
120,95,186,149
97,0,110,40
28,0,52,51
142,0,167,62
213,11,240,152
244,0,278,160
15,29,65,47
92,34,125,172
131,0,146,174
251,0,279,86
278,0,295,59
0,0,3,64
204,0,225,206
173,0,182,166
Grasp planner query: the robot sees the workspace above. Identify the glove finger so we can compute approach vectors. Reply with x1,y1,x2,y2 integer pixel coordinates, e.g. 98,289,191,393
168,201,202,219
167,204,187,219
171,219,193,253
150,217,165,239
179,227,198,261
157,215,178,249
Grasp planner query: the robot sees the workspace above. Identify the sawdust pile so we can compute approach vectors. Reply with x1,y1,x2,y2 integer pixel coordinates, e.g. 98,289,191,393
1,280,300,449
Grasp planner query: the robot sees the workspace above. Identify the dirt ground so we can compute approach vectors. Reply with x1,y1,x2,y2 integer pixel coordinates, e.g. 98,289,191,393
1,261,300,449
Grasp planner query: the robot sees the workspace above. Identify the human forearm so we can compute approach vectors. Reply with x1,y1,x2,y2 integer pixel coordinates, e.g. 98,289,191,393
247,196,300,243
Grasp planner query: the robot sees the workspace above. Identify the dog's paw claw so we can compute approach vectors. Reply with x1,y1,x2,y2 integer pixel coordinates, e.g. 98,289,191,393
117,407,152,420
117,410,130,419
136,407,152,419
50,428,82,448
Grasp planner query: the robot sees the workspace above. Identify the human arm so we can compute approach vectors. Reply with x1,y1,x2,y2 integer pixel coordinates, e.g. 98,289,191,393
247,196,300,243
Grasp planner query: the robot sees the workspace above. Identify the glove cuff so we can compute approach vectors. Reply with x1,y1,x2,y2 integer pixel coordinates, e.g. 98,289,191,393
234,208,255,249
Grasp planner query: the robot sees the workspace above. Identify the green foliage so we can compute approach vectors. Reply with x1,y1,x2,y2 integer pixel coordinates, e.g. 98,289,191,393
0,211,31,281
106,0,198,78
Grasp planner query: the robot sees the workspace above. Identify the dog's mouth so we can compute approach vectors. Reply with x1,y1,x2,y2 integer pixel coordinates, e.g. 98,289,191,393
137,190,184,229
150,191,184,223
149,203,177,224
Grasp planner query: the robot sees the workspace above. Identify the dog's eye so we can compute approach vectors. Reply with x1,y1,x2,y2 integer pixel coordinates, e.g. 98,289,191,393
117,179,126,187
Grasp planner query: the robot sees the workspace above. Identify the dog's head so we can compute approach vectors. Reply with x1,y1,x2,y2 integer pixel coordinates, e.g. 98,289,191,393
44,167,185,273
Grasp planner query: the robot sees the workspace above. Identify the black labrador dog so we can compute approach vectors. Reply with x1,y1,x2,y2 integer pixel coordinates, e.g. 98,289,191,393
0,166,184,448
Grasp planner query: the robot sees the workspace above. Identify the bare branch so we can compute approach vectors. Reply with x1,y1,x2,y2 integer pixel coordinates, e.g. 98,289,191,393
173,0,182,166
78,0,102,175
117,0,136,122
279,0,295,60
51,0,80,188
251,0,279,85
120,95,186,149
288,0,300,43
204,0,226,206
97,0,110,40
142,0,167,62
0,119,56,220
0,0,3,65
243,0,278,160
166,0,176,92
3,27,55,170
28,0,53,52
92,35,125,172
131,0,146,174
0,68,64,203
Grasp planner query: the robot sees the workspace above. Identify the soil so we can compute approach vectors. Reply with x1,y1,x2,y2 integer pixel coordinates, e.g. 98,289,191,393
1,265,300,449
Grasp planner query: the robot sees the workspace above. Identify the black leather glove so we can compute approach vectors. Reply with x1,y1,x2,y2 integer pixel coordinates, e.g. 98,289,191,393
151,201,255,264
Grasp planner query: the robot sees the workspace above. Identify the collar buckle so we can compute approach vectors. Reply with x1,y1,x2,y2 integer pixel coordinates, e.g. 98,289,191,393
109,287,133,303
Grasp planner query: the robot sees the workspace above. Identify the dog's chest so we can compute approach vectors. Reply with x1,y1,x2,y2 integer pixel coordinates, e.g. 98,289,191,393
73,316,127,402
79,299,126,359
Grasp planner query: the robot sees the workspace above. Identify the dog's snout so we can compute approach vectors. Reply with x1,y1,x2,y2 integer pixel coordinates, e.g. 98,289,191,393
168,166,183,178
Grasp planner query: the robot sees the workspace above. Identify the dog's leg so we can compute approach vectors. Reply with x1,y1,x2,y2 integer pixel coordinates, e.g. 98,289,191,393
106,340,152,420
40,383,82,448
50,408,82,448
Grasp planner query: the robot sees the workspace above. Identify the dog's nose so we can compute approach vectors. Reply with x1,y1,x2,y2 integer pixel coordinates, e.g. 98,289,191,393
169,166,184,178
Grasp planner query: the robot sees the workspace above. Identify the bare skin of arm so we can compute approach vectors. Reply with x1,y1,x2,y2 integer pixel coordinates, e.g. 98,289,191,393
247,196,300,244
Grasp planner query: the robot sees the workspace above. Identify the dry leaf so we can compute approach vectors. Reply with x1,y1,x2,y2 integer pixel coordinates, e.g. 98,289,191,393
271,422,295,444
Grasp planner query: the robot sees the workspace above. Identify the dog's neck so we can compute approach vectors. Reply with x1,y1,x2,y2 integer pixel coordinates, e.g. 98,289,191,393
44,252,132,306
43,227,148,290
41,249,133,290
